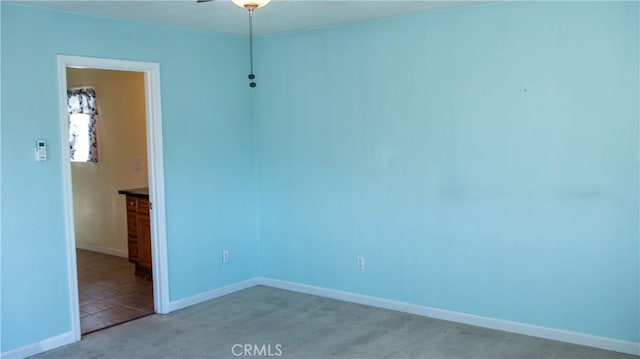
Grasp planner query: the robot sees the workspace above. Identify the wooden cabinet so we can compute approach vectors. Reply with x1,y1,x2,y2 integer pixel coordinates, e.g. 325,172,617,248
122,192,152,280
136,215,152,270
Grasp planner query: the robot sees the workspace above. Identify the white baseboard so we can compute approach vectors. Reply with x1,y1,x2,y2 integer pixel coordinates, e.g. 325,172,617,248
75,242,128,258
0,331,76,359
168,278,260,312
7,278,637,358
256,277,640,356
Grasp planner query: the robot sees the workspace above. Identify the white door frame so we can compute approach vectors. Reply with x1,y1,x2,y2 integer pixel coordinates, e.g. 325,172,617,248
57,55,170,342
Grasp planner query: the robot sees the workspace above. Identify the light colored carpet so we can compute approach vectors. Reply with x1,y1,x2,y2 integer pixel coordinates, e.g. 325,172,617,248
34,285,636,358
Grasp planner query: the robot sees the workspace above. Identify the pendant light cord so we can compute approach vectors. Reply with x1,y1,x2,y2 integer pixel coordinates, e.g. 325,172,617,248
247,7,256,87
249,10,254,75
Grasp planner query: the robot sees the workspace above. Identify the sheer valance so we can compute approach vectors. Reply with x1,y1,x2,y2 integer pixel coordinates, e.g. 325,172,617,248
68,87,98,115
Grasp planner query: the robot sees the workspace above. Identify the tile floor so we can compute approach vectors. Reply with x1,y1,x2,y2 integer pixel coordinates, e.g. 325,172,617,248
77,249,154,334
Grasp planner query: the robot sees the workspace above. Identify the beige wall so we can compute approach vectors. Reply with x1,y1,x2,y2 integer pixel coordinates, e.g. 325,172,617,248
67,68,147,256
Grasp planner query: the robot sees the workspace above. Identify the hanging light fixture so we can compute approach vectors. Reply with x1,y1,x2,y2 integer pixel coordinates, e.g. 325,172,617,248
232,0,271,88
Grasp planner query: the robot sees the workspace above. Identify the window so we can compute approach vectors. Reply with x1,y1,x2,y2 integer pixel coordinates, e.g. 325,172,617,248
68,113,92,162
67,87,99,162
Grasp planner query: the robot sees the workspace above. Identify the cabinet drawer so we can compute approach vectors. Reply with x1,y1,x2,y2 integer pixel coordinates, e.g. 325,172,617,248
126,196,137,212
128,242,139,263
127,213,138,236
137,199,150,216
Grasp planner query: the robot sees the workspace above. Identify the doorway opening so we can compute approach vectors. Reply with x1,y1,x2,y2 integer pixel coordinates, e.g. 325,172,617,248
57,55,169,342
67,68,153,334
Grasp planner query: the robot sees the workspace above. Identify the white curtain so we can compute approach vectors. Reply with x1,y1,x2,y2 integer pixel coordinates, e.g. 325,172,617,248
67,87,99,162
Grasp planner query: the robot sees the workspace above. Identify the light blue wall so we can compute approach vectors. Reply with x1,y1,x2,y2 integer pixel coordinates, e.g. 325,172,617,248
1,4,257,352
2,0,639,354
254,2,639,343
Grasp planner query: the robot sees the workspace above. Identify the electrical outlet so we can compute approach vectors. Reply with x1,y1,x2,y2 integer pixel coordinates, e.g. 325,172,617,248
222,250,229,264
356,256,365,271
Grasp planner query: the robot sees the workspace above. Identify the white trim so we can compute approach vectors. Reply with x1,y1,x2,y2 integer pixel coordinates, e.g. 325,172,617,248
0,331,75,359
56,56,82,347
168,278,260,312
144,62,171,314
256,277,640,356
8,277,638,357
56,55,170,342
75,242,128,258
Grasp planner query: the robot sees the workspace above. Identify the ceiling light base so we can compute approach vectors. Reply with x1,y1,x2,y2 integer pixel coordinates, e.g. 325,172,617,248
232,0,271,10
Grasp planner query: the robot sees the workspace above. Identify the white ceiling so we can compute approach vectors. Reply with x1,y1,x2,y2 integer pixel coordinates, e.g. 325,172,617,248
18,0,484,36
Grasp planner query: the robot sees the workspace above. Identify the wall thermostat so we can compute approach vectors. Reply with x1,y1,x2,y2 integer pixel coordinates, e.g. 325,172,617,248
35,139,47,161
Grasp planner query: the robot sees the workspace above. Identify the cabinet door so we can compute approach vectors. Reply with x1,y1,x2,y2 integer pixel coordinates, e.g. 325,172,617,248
137,214,152,270
128,241,139,263
127,212,138,237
